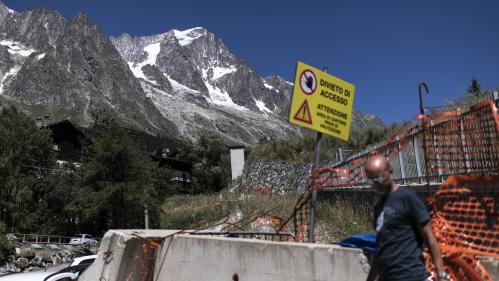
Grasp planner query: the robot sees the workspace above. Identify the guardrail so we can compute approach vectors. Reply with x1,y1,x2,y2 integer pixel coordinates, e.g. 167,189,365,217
190,231,293,241
10,233,100,244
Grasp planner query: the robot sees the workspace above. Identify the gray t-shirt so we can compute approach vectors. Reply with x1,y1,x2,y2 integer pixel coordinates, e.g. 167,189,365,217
373,188,430,281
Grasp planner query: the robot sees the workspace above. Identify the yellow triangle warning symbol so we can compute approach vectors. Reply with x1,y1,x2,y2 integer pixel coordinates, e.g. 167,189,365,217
293,99,312,124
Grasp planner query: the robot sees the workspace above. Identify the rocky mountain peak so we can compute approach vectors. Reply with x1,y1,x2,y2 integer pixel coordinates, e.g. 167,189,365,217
72,12,92,25
0,2,386,146
171,27,206,46
0,1,15,14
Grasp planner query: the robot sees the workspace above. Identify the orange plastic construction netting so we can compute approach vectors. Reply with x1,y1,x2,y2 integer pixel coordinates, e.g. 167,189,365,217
424,174,498,281
303,100,499,189
421,101,499,176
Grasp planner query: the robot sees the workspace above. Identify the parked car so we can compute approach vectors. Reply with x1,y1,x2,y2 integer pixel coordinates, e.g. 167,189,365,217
43,263,93,281
70,255,97,267
0,271,54,281
69,234,97,245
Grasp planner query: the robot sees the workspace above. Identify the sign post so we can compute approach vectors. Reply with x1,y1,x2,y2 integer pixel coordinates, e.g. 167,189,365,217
289,62,355,243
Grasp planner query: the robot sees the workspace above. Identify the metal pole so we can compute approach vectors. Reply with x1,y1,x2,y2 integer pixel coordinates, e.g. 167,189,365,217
308,67,328,243
413,131,423,180
459,112,471,174
144,205,149,230
338,147,344,162
308,132,323,243
419,82,431,194
397,136,406,185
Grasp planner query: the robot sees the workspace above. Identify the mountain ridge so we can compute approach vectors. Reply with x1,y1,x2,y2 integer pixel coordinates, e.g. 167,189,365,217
0,2,384,146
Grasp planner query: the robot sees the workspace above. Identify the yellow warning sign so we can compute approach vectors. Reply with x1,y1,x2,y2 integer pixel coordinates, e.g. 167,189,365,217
289,61,355,141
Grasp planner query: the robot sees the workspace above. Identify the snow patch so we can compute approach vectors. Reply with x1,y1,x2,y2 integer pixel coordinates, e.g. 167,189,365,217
127,42,161,84
0,40,36,57
165,75,200,94
211,66,237,80
254,99,272,114
205,83,248,111
7,7,15,14
143,42,161,65
173,27,204,46
142,81,175,99
36,53,46,60
0,66,21,93
263,83,274,90
264,82,280,92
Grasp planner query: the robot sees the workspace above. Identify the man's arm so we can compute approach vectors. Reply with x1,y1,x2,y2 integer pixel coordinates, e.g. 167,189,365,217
419,222,448,280
366,255,378,281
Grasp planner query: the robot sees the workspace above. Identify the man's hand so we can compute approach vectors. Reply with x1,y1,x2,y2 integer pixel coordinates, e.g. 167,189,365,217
418,222,446,279
437,270,451,280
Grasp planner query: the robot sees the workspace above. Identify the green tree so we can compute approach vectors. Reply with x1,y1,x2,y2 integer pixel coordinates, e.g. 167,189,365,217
0,221,13,264
76,119,159,233
446,78,491,110
0,106,54,232
466,78,482,98
37,168,83,235
176,131,230,193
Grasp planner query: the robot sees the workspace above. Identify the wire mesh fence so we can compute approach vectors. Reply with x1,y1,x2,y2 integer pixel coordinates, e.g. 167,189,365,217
309,100,499,189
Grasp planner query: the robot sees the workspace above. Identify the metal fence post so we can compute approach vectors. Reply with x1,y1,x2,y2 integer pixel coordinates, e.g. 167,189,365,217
413,132,423,181
432,126,443,181
308,132,323,243
397,136,406,184
459,112,471,174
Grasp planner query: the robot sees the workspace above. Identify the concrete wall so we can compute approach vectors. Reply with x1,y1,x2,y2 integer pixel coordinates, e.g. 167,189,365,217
80,229,499,281
80,229,369,281
154,235,369,281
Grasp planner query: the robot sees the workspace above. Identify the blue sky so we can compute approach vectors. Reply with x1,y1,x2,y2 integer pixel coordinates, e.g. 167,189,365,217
4,0,499,124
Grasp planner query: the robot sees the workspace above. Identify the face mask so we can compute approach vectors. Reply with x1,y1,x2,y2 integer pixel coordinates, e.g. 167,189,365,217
366,175,386,186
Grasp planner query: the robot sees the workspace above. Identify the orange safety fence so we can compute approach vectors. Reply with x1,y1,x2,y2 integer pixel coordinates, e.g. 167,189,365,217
421,101,499,176
287,168,498,280
283,100,499,280
424,175,498,281
140,239,161,281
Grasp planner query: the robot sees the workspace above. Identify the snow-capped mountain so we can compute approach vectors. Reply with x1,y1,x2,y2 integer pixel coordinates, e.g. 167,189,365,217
109,27,303,143
0,2,383,145
0,2,175,135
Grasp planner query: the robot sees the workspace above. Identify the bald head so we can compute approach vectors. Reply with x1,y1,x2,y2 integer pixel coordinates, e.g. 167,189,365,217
365,155,395,195
365,155,391,175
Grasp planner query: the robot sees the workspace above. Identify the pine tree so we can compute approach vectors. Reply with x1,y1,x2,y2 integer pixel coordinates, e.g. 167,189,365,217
77,119,158,233
0,106,54,232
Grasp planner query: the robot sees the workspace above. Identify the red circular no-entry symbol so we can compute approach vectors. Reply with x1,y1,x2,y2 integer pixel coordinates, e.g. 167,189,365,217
299,69,317,95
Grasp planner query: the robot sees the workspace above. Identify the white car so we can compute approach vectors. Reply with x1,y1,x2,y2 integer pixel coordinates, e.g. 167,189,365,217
70,255,96,267
69,234,97,245
0,271,54,280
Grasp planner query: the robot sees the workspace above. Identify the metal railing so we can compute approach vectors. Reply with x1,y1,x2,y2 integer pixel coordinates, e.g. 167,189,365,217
320,100,499,190
190,231,293,241
10,233,100,245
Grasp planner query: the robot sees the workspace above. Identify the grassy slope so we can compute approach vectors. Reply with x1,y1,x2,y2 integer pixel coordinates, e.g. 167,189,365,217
160,192,372,244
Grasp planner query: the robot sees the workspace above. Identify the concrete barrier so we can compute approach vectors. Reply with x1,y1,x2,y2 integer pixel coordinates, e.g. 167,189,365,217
79,229,369,281
80,229,499,281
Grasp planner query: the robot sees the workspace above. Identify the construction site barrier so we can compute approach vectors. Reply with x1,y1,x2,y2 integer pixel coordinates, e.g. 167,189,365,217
281,100,499,279
311,100,499,188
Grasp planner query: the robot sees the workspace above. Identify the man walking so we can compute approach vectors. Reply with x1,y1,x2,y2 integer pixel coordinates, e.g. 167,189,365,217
365,155,449,281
